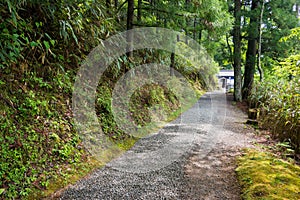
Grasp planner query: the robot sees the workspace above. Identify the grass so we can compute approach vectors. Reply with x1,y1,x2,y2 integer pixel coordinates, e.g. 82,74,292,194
236,149,300,200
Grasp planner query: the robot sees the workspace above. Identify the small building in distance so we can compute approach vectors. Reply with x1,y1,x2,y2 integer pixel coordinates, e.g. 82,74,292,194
217,70,234,92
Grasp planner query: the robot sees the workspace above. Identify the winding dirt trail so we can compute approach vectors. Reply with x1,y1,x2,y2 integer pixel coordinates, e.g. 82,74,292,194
56,91,257,200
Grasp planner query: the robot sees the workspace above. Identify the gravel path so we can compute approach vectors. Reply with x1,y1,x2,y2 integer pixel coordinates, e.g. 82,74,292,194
57,91,256,200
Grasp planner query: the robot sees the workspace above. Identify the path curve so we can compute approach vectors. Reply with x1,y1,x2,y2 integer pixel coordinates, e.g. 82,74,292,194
57,91,256,199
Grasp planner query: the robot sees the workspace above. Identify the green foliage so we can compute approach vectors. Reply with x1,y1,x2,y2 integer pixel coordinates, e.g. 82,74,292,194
0,0,115,69
273,54,300,79
0,71,83,199
249,10,300,152
133,0,233,54
275,141,295,158
250,54,300,153
279,27,300,54
129,83,180,127
96,84,125,139
261,0,299,59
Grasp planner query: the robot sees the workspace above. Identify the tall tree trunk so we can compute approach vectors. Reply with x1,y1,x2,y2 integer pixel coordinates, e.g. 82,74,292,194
126,0,134,58
233,0,242,102
185,0,190,44
170,52,175,76
170,20,175,76
193,18,196,40
199,29,202,43
257,0,265,82
198,29,202,54
243,0,259,99
185,29,188,44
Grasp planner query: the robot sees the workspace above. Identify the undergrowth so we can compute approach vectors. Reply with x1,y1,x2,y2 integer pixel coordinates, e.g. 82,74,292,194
0,70,84,198
249,53,300,153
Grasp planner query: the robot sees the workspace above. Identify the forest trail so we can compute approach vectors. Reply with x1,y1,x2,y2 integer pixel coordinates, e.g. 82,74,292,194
55,91,257,199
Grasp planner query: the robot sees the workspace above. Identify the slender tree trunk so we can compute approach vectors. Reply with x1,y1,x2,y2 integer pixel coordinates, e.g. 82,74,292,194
114,0,120,22
184,22,189,44
193,18,196,40
126,0,134,31
170,52,175,76
243,0,259,99
170,19,175,76
226,33,233,64
198,29,202,55
185,0,190,44
137,0,142,21
257,0,264,82
126,0,134,58
233,0,242,101
199,29,202,43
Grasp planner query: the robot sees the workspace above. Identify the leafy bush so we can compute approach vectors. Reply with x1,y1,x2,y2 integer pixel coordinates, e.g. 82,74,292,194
0,72,83,198
0,0,115,69
250,54,300,153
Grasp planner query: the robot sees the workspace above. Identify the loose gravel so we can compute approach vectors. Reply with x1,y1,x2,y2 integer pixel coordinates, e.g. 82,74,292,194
56,91,256,200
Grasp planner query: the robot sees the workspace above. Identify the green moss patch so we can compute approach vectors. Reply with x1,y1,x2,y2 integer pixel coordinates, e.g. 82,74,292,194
236,149,300,200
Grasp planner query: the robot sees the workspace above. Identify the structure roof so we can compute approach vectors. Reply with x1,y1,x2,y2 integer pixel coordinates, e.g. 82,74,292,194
217,70,234,77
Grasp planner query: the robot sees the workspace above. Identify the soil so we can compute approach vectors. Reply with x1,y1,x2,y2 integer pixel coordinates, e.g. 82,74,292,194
182,93,256,199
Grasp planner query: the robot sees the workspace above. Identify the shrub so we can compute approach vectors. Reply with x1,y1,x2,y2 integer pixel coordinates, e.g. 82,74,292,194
250,54,300,153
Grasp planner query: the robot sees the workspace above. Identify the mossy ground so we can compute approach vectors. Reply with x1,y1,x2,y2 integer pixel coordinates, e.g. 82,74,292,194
236,149,300,200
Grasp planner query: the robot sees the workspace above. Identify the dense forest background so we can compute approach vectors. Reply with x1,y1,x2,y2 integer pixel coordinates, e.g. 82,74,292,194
0,0,299,198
